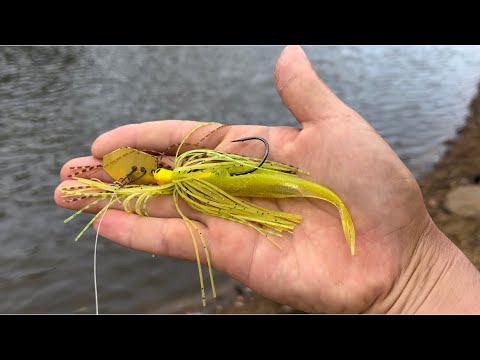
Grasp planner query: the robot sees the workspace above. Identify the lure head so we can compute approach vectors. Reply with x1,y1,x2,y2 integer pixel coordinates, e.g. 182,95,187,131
154,168,173,185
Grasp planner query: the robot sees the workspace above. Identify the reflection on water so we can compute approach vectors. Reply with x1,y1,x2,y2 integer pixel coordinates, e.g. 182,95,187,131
1,46,479,313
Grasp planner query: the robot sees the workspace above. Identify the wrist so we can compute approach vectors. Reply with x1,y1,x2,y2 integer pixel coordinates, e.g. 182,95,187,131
388,219,480,314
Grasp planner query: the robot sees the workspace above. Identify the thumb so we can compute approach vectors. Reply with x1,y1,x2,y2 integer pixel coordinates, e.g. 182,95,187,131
274,45,349,128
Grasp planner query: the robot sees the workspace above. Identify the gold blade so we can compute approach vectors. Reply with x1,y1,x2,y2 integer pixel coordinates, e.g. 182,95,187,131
102,147,158,185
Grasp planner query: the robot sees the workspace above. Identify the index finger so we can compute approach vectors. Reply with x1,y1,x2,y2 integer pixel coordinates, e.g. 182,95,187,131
91,120,230,158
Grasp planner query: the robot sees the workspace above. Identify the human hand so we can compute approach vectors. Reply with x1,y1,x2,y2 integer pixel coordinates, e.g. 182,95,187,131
55,46,480,313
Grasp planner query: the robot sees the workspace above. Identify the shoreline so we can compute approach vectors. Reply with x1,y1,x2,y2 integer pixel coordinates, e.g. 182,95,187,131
419,84,480,270
207,84,480,314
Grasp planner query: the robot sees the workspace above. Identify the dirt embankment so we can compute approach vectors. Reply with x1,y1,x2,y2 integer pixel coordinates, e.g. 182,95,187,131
419,87,480,269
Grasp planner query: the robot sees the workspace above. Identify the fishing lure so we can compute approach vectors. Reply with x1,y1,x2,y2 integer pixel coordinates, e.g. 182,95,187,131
61,122,355,307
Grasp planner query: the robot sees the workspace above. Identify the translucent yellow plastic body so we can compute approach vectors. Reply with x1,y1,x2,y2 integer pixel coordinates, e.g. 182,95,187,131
155,148,355,256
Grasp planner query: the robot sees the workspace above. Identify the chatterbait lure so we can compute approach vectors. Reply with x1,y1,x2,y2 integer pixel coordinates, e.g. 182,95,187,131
62,123,355,306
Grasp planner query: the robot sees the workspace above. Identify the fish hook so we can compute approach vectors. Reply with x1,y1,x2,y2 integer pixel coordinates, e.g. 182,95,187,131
231,136,270,176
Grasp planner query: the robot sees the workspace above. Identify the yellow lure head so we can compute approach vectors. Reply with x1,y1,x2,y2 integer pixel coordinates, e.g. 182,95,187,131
154,168,173,185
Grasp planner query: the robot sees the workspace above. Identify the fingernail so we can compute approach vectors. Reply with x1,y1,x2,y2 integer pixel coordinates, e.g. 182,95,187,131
296,45,307,58
286,45,307,59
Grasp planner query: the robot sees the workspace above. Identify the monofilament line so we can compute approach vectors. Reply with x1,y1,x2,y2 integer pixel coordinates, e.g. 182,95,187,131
93,196,115,315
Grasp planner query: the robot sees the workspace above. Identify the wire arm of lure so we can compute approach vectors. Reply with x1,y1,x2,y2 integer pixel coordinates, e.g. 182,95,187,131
230,136,269,176
113,166,147,187
129,166,147,183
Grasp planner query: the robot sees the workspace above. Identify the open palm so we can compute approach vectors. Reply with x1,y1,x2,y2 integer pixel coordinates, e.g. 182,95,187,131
55,46,433,313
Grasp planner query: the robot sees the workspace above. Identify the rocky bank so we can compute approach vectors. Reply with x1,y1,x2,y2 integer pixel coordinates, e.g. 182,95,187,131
419,87,480,269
